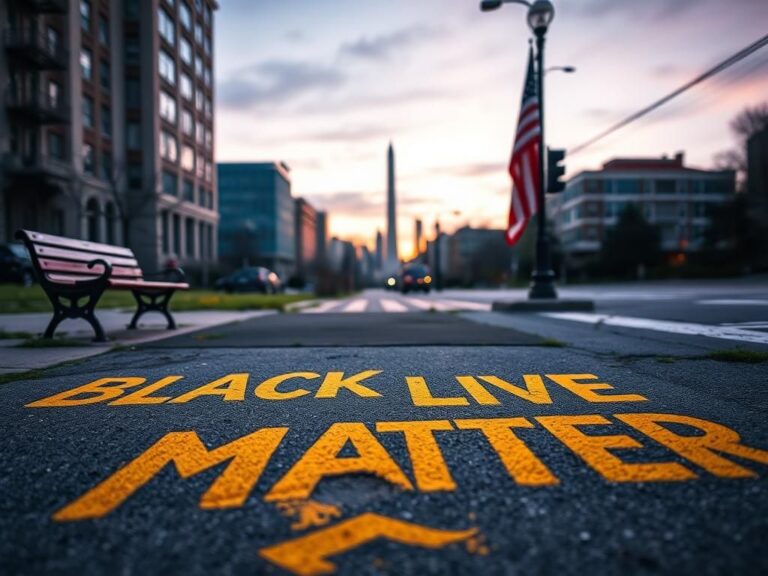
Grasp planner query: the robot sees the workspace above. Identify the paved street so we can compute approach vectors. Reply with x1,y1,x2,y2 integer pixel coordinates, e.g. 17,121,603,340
1,279,767,575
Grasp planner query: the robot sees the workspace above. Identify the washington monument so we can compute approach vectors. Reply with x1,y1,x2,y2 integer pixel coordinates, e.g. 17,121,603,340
386,142,398,269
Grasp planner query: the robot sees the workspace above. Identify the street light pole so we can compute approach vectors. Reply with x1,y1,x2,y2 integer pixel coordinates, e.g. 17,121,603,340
528,21,557,299
434,220,442,291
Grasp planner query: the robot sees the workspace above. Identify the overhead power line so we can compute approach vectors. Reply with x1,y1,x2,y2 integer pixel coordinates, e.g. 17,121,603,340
568,32,768,156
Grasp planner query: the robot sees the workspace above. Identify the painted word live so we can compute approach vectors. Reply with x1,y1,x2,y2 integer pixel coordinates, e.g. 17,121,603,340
23,372,768,522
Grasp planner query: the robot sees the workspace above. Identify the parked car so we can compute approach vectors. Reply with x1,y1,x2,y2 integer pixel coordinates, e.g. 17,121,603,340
0,243,34,286
400,264,432,294
215,267,282,294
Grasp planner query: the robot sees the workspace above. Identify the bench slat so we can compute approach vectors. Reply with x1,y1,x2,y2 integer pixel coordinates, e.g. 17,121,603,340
39,258,143,278
109,279,189,290
33,245,140,268
22,230,136,258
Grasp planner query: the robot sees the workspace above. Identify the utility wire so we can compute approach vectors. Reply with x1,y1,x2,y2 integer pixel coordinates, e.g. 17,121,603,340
568,32,768,156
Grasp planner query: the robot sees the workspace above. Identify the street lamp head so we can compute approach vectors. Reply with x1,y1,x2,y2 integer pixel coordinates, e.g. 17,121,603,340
527,0,555,33
480,0,502,11
562,66,576,73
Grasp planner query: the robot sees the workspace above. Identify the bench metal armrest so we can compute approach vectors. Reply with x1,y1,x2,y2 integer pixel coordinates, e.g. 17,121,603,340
87,258,113,281
144,267,186,283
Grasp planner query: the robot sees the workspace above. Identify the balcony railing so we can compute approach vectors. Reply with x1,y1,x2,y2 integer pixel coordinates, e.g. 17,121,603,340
4,28,68,70
2,152,72,182
6,89,70,124
14,0,68,14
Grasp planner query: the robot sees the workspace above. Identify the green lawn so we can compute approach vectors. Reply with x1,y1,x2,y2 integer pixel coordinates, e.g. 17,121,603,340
0,284,314,314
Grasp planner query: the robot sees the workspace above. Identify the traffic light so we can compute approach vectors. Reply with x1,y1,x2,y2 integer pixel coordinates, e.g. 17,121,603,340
547,148,566,193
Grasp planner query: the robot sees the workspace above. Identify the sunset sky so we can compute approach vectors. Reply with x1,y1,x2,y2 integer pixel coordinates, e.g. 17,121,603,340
214,0,768,257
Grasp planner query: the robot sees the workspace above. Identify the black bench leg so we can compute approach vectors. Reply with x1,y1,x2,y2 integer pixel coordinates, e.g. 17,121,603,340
129,291,177,330
43,292,107,342
43,309,67,340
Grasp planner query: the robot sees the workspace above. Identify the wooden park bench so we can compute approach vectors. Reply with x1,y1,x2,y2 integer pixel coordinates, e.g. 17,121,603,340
15,230,189,342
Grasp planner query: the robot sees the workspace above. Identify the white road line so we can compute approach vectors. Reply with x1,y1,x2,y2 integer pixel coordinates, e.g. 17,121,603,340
380,299,409,313
302,300,343,314
408,298,455,311
436,299,493,311
698,299,768,306
342,299,369,313
544,312,768,346
720,321,768,328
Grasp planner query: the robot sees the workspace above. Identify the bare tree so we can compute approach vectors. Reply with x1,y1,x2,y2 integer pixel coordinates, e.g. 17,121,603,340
714,102,768,190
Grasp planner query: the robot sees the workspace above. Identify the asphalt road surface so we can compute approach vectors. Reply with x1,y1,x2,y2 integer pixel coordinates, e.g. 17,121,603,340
1,279,767,576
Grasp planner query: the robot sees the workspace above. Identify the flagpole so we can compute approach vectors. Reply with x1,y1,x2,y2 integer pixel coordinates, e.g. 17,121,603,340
528,19,558,299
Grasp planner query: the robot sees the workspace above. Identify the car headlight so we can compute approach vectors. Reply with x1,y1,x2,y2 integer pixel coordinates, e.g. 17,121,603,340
387,277,396,287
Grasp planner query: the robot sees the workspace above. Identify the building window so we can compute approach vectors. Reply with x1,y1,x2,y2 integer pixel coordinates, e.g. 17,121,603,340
656,179,676,195
158,8,176,45
125,36,139,65
181,109,194,136
204,97,212,119
173,213,181,255
80,47,93,80
180,3,192,30
180,73,193,100
105,203,116,244
185,218,195,258
195,122,204,145
181,145,195,172
161,211,170,253
80,0,91,32
195,21,203,44
180,38,192,65
127,163,142,189
194,54,203,79
204,5,212,25
159,90,177,124
82,96,94,128
46,27,59,55
205,128,212,150
195,89,204,112
98,15,109,45
126,122,141,149
183,179,195,202
99,60,110,90
159,50,176,85
101,105,111,136
204,65,211,87
162,170,178,196
126,78,140,107
86,198,100,241
48,132,64,160
160,130,178,162
205,162,212,183
101,151,113,180
196,152,205,178
204,35,211,56
82,144,95,174
47,80,61,108
124,0,139,19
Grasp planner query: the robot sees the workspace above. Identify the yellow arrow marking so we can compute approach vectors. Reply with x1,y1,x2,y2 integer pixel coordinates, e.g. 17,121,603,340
259,513,479,576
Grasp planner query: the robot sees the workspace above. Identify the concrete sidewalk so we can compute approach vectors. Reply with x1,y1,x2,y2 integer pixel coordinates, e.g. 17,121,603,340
0,309,274,375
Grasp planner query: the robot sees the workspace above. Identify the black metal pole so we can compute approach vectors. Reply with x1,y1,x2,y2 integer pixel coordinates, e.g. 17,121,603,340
434,220,442,291
528,27,558,300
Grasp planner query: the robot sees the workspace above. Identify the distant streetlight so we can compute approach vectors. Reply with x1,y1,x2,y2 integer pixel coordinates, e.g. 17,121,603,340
480,0,558,300
433,210,461,292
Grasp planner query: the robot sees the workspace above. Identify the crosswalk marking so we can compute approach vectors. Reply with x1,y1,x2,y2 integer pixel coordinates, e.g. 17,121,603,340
303,300,343,314
342,299,369,313
380,299,408,313
545,312,768,346
435,299,492,311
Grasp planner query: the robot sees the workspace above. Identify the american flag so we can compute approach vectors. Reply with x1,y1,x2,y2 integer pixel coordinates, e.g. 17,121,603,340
506,48,541,246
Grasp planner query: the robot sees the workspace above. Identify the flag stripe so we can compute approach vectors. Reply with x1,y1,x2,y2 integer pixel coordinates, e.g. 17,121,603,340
505,49,541,247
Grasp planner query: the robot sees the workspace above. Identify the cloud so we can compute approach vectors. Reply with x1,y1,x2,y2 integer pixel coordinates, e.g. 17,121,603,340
307,191,433,218
218,60,345,109
304,124,393,143
339,25,441,62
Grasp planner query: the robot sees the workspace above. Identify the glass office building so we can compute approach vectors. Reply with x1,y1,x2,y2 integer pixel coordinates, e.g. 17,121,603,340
217,162,295,278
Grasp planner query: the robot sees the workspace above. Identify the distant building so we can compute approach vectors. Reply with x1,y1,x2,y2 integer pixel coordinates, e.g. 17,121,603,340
316,211,328,266
217,162,295,278
415,219,423,258
294,197,318,281
375,230,383,270
549,153,736,267
0,0,219,272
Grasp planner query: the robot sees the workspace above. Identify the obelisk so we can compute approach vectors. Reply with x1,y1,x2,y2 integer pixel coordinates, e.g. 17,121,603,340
386,142,398,270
